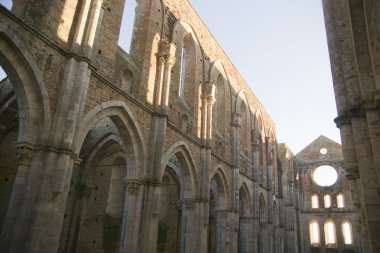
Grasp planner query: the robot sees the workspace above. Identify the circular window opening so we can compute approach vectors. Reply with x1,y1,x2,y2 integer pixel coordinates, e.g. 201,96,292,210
320,148,328,155
313,165,337,187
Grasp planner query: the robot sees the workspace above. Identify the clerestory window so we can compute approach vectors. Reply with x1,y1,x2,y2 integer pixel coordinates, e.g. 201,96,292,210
342,221,353,245
324,221,336,245
337,193,344,208
311,194,319,209
309,221,320,244
178,45,186,98
324,194,331,208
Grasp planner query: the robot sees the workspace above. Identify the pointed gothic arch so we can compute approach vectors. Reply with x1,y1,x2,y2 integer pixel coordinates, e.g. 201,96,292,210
162,141,198,199
74,101,146,179
0,24,51,144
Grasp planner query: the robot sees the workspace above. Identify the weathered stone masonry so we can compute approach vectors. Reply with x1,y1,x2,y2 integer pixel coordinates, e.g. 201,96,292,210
0,0,370,252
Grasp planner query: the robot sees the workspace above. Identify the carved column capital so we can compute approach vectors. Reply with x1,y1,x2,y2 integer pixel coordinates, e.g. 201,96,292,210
14,143,35,165
158,40,176,68
206,95,215,106
127,182,140,195
157,54,166,65
232,112,241,127
73,158,82,170
177,199,198,210
164,55,176,69
124,180,142,195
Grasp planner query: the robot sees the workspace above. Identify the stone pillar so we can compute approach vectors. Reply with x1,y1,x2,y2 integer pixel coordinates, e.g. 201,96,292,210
178,199,197,253
197,83,216,253
215,210,237,253
138,183,161,253
239,216,254,252
0,144,34,252
120,180,144,253
252,143,260,253
141,40,176,253
322,1,380,251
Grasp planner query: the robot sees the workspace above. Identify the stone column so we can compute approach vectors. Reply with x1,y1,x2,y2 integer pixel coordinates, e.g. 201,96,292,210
141,40,176,253
216,210,237,253
240,216,254,252
0,144,34,252
178,199,197,253
120,180,143,253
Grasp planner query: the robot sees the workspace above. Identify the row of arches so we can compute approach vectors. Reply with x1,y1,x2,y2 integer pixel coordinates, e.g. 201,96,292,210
169,20,275,161
0,8,287,253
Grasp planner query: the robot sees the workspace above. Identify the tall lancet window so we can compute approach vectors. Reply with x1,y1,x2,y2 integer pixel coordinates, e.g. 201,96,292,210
309,221,320,244
324,221,336,245
342,222,353,245
179,45,186,98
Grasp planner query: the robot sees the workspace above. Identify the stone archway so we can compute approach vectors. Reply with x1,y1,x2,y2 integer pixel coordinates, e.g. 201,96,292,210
0,26,51,252
208,167,230,253
259,194,268,253
158,143,198,253
59,101,146,253
59,131,127,253
238,184,251,253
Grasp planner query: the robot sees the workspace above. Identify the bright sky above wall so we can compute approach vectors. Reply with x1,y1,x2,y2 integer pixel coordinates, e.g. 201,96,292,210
186,0,340,154
0,0,340,154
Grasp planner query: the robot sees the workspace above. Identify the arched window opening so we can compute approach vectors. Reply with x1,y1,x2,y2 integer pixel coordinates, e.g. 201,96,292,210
311,194,319,209
239,102,248,155
214,74,225,134
258,136,264,166
0,66,18,233
337,193,344,208
309,221,320,244
177,33,196,107
324,194,331,208
324,221,336,245
179,45,186,98
342,222,353,245
118,0,137,52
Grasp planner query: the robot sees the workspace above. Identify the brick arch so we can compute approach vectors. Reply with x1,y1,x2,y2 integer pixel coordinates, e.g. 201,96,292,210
0,24,51,144
73,101,146,179
210,166,231,210
162,141,199,199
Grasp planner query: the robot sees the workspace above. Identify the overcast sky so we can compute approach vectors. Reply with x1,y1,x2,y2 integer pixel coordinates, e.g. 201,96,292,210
0,0,340,154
